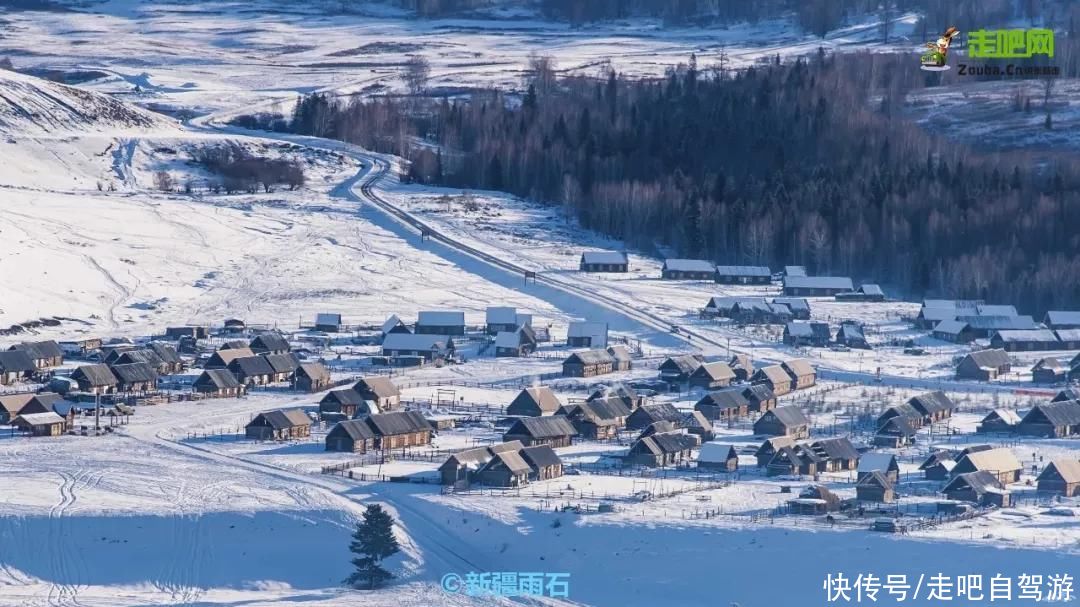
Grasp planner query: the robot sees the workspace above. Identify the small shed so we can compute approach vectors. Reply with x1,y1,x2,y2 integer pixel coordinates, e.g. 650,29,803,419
245,409,311,441
698,443,738,471
12,412,68,436
856,471,895,503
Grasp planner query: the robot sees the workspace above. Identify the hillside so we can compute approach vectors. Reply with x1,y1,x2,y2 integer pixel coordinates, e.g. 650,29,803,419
0,68,177,137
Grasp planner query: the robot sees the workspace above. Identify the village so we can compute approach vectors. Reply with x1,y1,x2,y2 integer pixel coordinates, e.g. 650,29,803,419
4,262,1080,545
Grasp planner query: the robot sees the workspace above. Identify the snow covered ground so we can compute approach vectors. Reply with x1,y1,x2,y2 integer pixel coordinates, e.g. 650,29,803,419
0,2,1077,606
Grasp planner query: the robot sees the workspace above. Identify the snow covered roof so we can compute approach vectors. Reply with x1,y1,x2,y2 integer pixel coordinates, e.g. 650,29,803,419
698,442,737,464
315,313,341,326
382,333,452,351
763,405,809,427
417,311,465,327
494,332,520,348
381,314,405,334
662,259,715,273
486,306,517,324
715,265,770,277
857,453,897,474
958,315,1037,330
785,266,807,277
965,349,1011,370
783,276,853,290
581,251,628,265
984,408,1022,426
772,297,810,312
933,319,970,334
1056,329,1080,342
859,284,884,296
992,329,1059,343
1046,311,1080,326
976,304,1018,317
13,411,65,426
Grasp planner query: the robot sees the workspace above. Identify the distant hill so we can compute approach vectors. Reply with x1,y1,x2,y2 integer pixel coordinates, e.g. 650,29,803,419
0,69,176,137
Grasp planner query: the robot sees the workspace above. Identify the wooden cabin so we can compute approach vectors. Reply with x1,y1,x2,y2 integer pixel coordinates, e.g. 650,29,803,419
976,409,1021,434
507,386,563,417
325,419,377,453
11,412,68,436
781,359,817,390
561,350,614,378
858,453,899,483
559,399,629,440
688,362,736,390
249,332,291,355
951,448,1022,485
294,362,331,392
753,406,809,439
943,471,1010,507
698,443,738,472
364,411,433,450
9,340,64,369
955,349,1011,381
1036,459,1080,497
245,408,311,441
626,403,683,431
319,389,374,419
109,362,158,392
626,431,699,467
751,365,793,396
856,471,895,503
693,389,749,421
503,415,577,448
192,369,244,398
755,436,794,467
1017,400,1080,438
415,310,466,336
580,251,629,273
0,350,36,385
742,384,777,412
353,377,402,411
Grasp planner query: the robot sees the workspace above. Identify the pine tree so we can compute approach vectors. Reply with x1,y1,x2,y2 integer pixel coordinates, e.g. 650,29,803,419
344,504,400,590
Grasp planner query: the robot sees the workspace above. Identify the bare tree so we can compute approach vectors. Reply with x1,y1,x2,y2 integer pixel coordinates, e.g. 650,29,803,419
402,55,431,97
526,53,557,95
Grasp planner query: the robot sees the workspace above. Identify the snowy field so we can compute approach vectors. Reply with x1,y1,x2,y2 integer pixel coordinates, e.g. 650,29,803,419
0,2,1077,606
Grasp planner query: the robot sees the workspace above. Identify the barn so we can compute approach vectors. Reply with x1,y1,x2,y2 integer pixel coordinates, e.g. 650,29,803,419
580,251,629,273
989,329,1062,352
507,386,563,417
661,259,715,280
714,265,771,285
782,276,854,297
245,409,312,441
1044,310,1080,330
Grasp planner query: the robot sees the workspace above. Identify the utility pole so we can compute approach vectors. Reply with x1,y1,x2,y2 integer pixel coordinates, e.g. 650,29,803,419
94,392,100,433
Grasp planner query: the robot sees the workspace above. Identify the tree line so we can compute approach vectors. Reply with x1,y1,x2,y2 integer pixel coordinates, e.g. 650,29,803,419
283,50,1080,314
